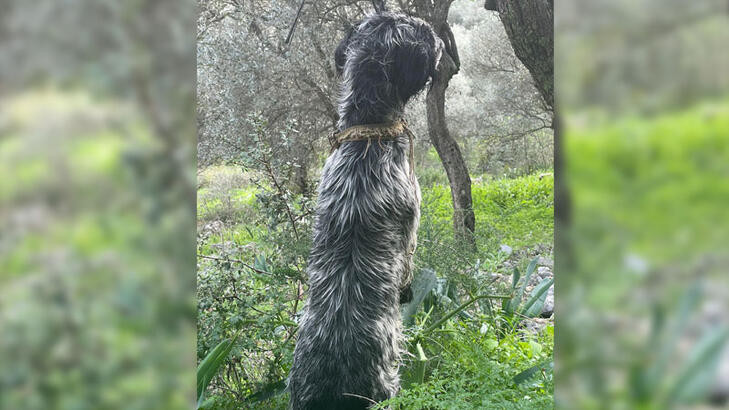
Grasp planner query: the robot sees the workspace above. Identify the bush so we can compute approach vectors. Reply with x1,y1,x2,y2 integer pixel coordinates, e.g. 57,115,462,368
196,155,554,408
377,324,554,410
197,166,257,224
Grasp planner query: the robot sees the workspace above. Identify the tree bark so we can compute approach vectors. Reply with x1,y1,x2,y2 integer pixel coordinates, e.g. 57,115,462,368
426,49,475,246
484,1,570,268
413,0,476,247
484,0,553,110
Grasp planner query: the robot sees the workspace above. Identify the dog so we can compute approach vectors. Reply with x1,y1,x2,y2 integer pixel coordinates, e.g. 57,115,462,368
288,10,443,410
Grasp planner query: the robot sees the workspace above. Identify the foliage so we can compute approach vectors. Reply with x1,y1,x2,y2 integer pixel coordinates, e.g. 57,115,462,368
198,334,240,408
501,258,554,330
558,1,729,115
415,172,553,298
0,88,195,408
375,323,554,410
419,173,553,249
197,123,315,406
197,153,554,408
564,100,729,311
197,0,553,179
559,100,729,407
198,166,257,223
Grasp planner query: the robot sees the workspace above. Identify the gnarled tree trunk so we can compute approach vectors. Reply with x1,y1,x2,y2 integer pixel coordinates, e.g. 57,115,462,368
484,1,570,266
426,43,475,247
484,0,553,109
413,0,476,247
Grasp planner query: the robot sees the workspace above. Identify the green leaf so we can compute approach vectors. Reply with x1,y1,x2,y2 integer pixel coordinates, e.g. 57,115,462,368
511,266,521,290
521,278,553,317
666,326,729,404
403,342,429,388
254,254,268,272
506,257,539,315
401,268,438,326
513,360,553,385
198,396,216,409
413,342,428,385
643,283,702,396
197,334,239,408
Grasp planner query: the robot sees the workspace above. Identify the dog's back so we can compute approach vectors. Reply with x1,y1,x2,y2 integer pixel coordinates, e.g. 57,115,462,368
288,136,419,409
289,9,440,409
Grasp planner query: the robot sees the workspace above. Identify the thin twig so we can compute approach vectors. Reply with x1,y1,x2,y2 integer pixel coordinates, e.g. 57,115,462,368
260,151,300,240
341,393,378,405
285,0,307,45
198,254,273,275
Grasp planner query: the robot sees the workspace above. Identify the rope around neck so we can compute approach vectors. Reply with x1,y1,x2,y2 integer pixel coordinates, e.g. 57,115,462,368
329,119,416,176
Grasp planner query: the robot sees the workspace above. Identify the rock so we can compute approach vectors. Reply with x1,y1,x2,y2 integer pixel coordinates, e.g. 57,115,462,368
538,256,554,268
522,318,551,334
527,266,553,287
623,252,649,276
537,266,552,279
490,273,511,287
500,244,513,256
211,241,236,251
203,220,225,235
540,285,554,318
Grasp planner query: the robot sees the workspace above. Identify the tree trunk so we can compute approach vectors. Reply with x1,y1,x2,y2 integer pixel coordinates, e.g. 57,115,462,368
412,0,476,247
484,0,553,109
484,1,571,267
426,49,475,246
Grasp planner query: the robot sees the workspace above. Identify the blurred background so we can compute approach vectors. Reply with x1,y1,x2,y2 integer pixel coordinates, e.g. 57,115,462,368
1,0,727,409
556,0,729,408
0,1,197,408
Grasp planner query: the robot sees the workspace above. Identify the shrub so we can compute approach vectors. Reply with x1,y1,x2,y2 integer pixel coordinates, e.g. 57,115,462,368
196,158,554,408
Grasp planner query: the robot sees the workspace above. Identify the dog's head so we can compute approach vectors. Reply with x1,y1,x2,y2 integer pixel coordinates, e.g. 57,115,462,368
335,12,443,125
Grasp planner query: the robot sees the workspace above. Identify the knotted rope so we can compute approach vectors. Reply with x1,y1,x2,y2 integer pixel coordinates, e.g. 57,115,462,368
329,119,416,176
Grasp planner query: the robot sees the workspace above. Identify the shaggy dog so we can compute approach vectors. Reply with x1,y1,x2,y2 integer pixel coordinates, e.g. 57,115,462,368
288,10,443,410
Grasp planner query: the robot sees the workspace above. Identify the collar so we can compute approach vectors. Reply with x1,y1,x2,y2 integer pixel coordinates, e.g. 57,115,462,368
329,119,412,150
328,119,416,176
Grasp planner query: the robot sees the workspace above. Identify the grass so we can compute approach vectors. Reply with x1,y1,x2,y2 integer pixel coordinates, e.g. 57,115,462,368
566,99,729,306
1,88,193,409
568,100,729,259
197,164,554,409
558,99,729,407
197,165,258,225
378,324,554,410
197,166,554,253
420,173,553,250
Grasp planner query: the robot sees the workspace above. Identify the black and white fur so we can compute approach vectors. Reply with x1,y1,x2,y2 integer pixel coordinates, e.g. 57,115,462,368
289,10,443,410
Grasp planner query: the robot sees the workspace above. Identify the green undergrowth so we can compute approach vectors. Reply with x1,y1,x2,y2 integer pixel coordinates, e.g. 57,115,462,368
421,173,553,251
568,100,729,261
559,100,729,407
378,324,554,410
566,100,729,307
198,168,554,256
196,166,554,409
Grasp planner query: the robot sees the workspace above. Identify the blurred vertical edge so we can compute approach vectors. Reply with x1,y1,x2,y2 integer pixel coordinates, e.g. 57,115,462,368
556,0,729,409
3,0,729,409
0,1,197,409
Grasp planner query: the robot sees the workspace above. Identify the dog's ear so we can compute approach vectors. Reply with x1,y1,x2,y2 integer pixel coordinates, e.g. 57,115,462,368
335,26,355,77
390,24,439,102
